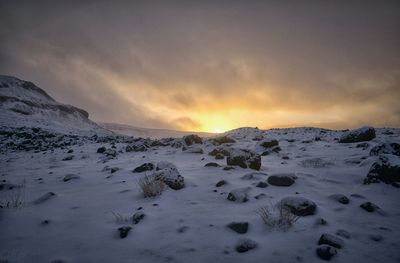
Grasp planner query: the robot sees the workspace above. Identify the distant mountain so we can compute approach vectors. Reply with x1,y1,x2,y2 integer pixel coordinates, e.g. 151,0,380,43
0,75,111,135
99,122,215,139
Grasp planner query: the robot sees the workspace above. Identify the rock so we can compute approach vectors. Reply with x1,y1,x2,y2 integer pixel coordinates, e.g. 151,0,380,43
241,172,268,180
329,194,350,204
118,226,132,239
183,134,203,146
236,238,257,253
227,222,249,234
316,245,337,261
97,146,106,153
0,183,22,190
360,202,380,213
267,174,296,186
103,149,117,157
318,233,344,249
256,181,268,188
227,187,252,203
215,153,225,159
63,174,80,182
338,126,376,143
280,196,317,216
216,180,228,187
103,166,120,173
335,229,351,239
368,234,383,242
364,155,400,186
204,162,221,167
32,192,56,205
62,155,74,161
208,147,231,157
226,149,261,170
258,139,279,148
183,147,203,154
133,163,154,173
212,136,236,145
132,212,145,224
153,162,184,190
223,166,235,171
315,218,328,226
369,142,400,156
356,142,370,149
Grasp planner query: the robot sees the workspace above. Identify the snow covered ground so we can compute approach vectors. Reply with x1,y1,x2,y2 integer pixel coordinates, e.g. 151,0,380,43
1,126,400,263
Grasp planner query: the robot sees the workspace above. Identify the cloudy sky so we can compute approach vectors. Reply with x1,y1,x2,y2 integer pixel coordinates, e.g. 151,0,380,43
1,0,399,132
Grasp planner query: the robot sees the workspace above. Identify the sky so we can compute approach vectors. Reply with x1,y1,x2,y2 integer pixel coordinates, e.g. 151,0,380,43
1,0,399,132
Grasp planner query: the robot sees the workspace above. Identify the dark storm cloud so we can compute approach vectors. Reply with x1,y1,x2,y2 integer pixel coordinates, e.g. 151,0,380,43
0,0,399,130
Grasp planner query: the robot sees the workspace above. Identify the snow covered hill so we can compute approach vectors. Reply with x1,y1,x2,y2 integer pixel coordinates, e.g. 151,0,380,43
0,75,111,135
99,122,215,139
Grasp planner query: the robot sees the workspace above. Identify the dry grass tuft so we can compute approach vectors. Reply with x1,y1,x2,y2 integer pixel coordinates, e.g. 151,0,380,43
255,202,300,231
137,175,165,198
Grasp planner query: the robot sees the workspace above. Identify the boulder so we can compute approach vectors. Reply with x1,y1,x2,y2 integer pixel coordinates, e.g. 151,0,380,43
318,233,344,249
133,163,154,173
153,162,184,190
183,146,203,154
97,146,106,153
360,201,380,213
32,192,56,205
280,196,317,216
329,194,349,204
204,162,221,167
118,226,132,239
369,142,400,156
236,238,257,253
338,126,376,143
212,135,236,145
267,173,296,186
316,245,337,261
258,139,279,148
227,222,249,234
183,134,203,146
132,212,145,224
63,174,80,182
364,155,400,186
216,180,228,187
227,187,252,203
208,147,231,157
227,149,261,170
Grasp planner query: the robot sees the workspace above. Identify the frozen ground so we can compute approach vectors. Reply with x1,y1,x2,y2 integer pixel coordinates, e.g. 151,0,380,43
1,126,400,263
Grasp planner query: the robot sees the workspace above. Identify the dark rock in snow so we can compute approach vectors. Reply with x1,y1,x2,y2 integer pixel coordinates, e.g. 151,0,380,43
256,181,268,188
153,161,184,190
223,166,235,171
216,180,228,187
212,136,236,145
280,196,317,216
318,233,344,249
215,153,225,159
97,146,106,153
0,183,22,190
364,155,400,186
356,142,370,149
227,187,252,203
183,146,203,154
316,245,337,261
315,218,328,226
227,222,249,234
118,226,132,239
208,147,231,157
32,192,56,205
236,238,257,253
183,134,203,146
368,234,383,242
132,212,145,224
103,149,117,157
226,149,261,170
63,174,80,182
259,139,279,148
369,142,400,156
338,126,376,143
329,194,349,204
205,162,221,167
360,202,380,213
267,174,296,186
133,163,154,173
62,155,74,161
